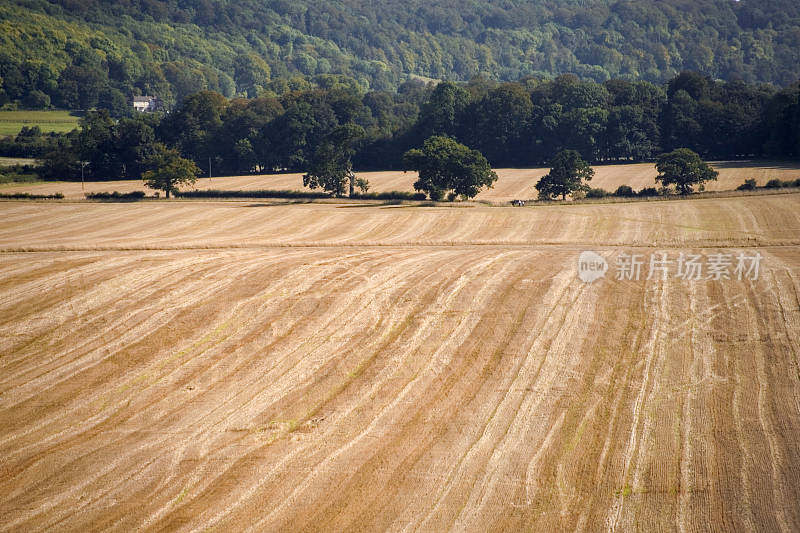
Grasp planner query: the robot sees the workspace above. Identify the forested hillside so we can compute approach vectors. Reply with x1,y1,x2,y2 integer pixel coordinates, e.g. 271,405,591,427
1,0,800,110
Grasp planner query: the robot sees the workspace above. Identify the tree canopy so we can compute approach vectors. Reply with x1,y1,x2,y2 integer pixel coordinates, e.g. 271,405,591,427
536,150,595,200
303,123,365,197
403,136,498,201
655,148,718,194
142,144,200,198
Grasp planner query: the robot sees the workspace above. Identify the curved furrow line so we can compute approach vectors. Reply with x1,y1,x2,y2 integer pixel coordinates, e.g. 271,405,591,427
623,277,692,530
705,277,762,531
0,253,235,384
249,209,359,244
317,212,400,244
538,275,646,532
448,273,596,530
0,207,104,243
726,280,762,532
769,253,800,418
0,249,371,466
198,251,519,532
746,265,799,532
605,277,669,531
406,267,583,530
111,248,466,528
556,276,652,531
0,254,105,307
0,251,333,474
298,253,545,532
0,253,140,314
241,252,520,532
135,250,474,530
142,248,488,528
17,247,444,524
0,253,205,391
173,248,440,434
676,280,702,533
0,251,362,524
0,205,175,247
0,252,276,411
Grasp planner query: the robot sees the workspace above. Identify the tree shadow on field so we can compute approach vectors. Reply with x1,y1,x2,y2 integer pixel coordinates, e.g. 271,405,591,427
711,160,800,171
235,200,315,207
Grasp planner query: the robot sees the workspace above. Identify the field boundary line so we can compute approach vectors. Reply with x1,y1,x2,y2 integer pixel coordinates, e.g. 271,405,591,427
1,242,799,254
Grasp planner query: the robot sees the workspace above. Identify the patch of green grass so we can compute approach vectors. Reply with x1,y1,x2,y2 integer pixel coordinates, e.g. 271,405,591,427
174,486,189,505
615,485,633,498
0,173,41,185
0,110,81,136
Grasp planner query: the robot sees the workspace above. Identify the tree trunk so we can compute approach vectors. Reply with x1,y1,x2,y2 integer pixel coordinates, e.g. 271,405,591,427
166,189,170,199
349,171,355,198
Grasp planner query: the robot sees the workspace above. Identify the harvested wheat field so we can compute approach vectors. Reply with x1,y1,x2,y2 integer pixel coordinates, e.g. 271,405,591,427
1,193,800,532
3,160,799,201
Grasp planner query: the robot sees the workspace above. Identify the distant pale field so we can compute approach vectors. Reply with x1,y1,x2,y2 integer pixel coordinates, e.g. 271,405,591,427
1,195,799,530
0,157,37,167
3,160,798,200
0,110,81,136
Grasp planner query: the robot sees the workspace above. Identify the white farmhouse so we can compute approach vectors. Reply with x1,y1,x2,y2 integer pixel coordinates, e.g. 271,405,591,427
133,96,161,112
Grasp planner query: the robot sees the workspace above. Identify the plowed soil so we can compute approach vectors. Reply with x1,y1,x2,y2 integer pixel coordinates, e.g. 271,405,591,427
1,193,799,531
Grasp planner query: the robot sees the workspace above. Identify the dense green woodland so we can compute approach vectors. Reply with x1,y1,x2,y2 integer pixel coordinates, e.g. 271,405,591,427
14,72,798,184
1,0,800,110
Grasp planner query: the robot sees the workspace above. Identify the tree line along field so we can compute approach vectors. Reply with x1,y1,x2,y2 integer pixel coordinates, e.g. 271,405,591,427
2,160,799,202
0,193,798,531
0,110,81,136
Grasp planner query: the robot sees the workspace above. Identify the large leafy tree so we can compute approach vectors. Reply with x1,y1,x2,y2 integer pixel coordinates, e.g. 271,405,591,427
402,136,497,201
303,123,365,197
142,143,200,198
655,148,718,194
536,149,595,200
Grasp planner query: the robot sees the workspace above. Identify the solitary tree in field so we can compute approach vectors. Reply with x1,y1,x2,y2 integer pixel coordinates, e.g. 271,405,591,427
303,123,365,197
536,149,594,200
655,148,718,194
142,143,200,198
402,135,498,200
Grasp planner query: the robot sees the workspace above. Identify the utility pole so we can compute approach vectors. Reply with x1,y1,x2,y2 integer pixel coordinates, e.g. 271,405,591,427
80,161,88,194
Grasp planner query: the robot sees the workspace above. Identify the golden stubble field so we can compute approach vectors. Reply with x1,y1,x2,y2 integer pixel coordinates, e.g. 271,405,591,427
2,160,799,201
1,193,799,531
